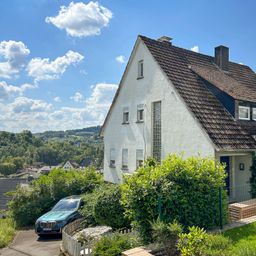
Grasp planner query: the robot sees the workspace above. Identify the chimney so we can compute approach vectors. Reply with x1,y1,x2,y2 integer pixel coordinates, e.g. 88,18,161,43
158,36,173,44
214,45,229,71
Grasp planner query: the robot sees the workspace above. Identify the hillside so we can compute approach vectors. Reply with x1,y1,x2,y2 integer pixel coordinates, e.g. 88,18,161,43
0,127,103,175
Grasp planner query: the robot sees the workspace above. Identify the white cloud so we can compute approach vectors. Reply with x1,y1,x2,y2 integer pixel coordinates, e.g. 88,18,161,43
191,46,199,53
10,97,52,113
0,40,30,78
45,1,113,38
116,55,125,64
70,92,84,102
0,81,36,100
27,50,84,81
54,96,61,102
0,82,117,132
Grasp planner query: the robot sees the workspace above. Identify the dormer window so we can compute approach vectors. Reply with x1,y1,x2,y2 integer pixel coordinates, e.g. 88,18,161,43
238,106,250,120
123,107,129,124
138,60,144,79
253,108,256,121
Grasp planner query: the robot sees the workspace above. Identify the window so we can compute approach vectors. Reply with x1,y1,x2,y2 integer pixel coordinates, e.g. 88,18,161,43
123,107,129,124
110,148,115,167
137,104,144,122
239,106,250,120
138,60,144,78
136,149,144,168
122,149,128,170
152,101,161,162
253,108,256,121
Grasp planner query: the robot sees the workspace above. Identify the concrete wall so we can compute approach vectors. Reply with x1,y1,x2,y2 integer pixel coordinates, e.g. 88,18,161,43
103,39,215,183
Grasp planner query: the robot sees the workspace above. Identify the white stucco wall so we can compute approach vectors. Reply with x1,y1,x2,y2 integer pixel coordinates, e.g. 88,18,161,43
103,39,215,183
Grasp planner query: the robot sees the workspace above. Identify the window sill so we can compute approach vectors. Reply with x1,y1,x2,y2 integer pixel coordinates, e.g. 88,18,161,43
122,122,129,125
137,76,144,80
109,165,116,168
136,120,144,123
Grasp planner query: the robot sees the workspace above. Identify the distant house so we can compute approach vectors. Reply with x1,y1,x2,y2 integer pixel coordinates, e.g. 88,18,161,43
101,35,256,202
0,178,28,210
63,161,80,170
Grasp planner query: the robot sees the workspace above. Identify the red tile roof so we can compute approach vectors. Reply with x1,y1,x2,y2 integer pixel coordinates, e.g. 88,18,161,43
140,35,256,150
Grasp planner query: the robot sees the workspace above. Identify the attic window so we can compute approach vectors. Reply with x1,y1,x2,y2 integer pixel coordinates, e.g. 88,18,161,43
239,106,250,120
138,60,144,79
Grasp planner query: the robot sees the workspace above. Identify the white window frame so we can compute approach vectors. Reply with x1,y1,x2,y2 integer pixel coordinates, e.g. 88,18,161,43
110,148,116,168
122,148,128,170
238,106,250,120
137,104,144,122
138,60,144,78
123,107,129,124
136,149,144,168
253,108,256,121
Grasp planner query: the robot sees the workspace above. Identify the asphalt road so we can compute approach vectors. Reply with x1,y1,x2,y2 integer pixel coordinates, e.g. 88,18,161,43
0,230,61,256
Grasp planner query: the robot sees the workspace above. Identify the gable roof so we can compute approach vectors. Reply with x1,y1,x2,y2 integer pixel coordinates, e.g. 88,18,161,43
140,35,256,151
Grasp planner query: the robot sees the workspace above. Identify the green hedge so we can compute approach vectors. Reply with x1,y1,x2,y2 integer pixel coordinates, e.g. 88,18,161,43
121,155,228,242
80,184,130,229
8,167,103,227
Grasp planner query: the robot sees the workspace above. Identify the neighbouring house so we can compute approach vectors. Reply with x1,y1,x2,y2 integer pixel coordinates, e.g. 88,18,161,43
0,178,28,210
100,35,256,202
63,161,80,170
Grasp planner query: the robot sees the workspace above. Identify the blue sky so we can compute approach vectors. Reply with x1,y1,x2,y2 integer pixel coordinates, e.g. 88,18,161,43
0,0,255,132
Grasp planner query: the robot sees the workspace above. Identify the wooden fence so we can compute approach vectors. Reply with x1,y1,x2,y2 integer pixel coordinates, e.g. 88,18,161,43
62,219,133,256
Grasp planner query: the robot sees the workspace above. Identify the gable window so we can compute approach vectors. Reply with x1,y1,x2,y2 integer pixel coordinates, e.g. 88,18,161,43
122,149,128,170
253,108,256,121
123,107,129,124
110,148,115,167
136,149,144,168
238,106,250,120
137,104,144,122
138,60,144,79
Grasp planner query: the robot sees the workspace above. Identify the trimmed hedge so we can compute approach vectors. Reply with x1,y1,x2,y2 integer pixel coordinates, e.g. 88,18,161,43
121,155,228,242
80,184,130,229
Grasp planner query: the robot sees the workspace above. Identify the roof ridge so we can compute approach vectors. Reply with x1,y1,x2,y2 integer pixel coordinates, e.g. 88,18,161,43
139,35,251,68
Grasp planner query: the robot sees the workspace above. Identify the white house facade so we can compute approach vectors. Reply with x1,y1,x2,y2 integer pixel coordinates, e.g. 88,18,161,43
101,35,256,202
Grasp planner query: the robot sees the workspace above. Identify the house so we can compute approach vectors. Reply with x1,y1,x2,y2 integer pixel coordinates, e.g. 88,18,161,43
100,35,256,202
63,161,80,170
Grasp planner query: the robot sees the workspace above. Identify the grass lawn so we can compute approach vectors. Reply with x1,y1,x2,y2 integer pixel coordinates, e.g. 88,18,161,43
224,222,256,255
0,218,16,248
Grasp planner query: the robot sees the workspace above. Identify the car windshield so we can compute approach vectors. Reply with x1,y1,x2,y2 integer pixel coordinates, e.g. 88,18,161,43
52,199,80,211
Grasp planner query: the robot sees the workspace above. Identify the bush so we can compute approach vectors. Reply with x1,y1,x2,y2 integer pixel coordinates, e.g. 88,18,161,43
80,184,130,229
151,219,182,256
93,232,141,256
8,167,103,227
232,241,256,256
121,155,228,242
177,227,232,256
94,185,130,229
0,218,16,248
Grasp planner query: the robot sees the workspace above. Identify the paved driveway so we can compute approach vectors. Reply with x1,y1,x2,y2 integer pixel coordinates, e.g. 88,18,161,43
0,230,61,256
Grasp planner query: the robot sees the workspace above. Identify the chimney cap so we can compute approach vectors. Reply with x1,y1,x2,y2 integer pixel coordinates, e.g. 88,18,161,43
157,36,173,43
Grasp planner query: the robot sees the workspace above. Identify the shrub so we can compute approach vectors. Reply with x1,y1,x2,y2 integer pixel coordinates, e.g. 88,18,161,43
0,218,16,248
80,184,130,229
121,155,228,242
177,226,208,256
232,241,256,256
93,232,141,256
177,227,232,256
94,185,130,229
151,219,183,256
8,167,103,227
